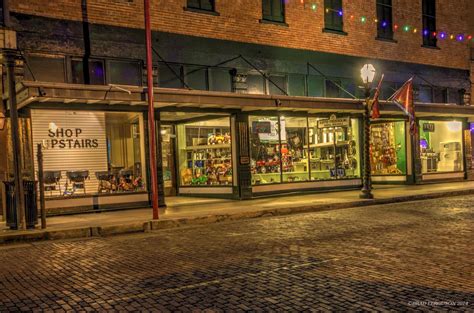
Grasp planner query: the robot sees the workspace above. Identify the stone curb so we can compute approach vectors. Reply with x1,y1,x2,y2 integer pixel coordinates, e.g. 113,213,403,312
0,188,472,245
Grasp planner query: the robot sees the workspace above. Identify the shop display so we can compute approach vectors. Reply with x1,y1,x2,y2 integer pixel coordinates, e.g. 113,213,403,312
420,120,464,174
178,119,233,186
370,122,406,175
250,115,360,185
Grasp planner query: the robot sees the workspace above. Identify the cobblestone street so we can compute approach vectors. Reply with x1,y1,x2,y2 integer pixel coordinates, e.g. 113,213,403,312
0,195,473,312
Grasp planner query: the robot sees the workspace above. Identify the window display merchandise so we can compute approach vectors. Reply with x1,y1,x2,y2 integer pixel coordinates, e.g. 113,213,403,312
250,115,360,185
177,118,233,186
419,120,464,173
370,121,407,175
31,110,147,198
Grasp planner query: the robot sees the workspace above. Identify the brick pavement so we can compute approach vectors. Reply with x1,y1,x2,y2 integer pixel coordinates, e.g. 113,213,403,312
0,195,473,311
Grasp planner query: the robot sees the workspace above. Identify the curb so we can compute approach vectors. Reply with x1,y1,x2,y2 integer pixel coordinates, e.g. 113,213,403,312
0,188,472,245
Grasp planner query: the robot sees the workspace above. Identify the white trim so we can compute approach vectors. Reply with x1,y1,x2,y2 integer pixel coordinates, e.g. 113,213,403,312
252,179,361,193
372,175,407,182
422,172,464,181
179,187,233,195
45,193,149,209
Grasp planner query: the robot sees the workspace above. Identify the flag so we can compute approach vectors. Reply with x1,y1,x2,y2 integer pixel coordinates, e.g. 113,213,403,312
389,77,416,134
370,74,384,119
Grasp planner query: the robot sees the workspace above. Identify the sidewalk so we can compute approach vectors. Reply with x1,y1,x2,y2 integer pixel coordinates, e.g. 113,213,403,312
1,181,474,244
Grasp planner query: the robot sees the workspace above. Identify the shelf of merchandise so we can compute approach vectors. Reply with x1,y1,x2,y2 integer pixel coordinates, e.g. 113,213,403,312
185,144,231,150
309,141,350,148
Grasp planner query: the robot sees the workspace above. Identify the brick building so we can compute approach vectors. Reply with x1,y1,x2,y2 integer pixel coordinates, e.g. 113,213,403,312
1,0,474,214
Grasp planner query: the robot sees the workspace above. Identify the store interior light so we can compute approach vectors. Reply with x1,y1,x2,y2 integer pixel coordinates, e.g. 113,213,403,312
447,121,462,132
360,64,376,84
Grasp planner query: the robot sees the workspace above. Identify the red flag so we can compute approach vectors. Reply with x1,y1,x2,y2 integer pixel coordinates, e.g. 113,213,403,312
371,74,384,119
389,77,416,134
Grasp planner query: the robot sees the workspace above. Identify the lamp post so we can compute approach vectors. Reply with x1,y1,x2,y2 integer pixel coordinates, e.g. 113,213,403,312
359,64,376,199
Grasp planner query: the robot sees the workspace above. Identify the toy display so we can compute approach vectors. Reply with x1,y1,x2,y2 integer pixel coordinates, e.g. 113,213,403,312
370,122,404,175
180,127,233,186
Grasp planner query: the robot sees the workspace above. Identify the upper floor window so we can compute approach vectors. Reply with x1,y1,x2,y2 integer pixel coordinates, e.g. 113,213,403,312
187,0,215,12
324,0,343,32
262,0,285,23
422,0,437,47
376,0,393,40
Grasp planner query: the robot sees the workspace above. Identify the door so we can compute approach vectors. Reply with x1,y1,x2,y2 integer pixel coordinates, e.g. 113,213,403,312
161,125,177,196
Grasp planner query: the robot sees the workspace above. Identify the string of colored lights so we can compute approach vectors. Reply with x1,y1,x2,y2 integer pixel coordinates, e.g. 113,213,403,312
297,0,473,44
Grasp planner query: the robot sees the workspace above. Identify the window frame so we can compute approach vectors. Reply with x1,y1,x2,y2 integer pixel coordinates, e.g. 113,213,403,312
324,0,344,33
186,0,216,13
261,0,285,23
422,0,437,48
376,0,394,40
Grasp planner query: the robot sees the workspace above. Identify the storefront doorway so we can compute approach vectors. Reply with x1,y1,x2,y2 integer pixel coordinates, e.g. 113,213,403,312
160,125,176,196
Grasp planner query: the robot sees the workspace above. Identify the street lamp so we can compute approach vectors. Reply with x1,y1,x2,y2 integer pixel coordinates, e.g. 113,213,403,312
359,64,375,199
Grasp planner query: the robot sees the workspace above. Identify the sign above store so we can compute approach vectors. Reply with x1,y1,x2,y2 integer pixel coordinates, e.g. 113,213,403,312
318,115,350,129
422,123,435,132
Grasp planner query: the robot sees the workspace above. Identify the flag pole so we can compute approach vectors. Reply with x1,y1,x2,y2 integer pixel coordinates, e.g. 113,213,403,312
144,0,159,219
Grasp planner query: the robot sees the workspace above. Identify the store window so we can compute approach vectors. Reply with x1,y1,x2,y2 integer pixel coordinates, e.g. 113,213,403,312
370,121,407,175
250,116,282,185
177,117,232,186
250,114,360,185
71,59,105,85
108,60,142,86
25,55,66,83
282,117,310,182
419,120,464,173
308,116,360,180
158,63,183,89
30,110,147,198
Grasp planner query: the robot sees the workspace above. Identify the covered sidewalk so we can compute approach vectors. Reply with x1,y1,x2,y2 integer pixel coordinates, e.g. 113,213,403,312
1,181,474,243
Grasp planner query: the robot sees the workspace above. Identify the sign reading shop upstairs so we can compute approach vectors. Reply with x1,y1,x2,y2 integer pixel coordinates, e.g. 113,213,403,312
45,123,99,149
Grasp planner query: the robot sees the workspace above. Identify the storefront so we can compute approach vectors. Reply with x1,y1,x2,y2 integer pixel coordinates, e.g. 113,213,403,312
419,119,465,181
249,113,362,195
28,109,149,212
370,120,411,183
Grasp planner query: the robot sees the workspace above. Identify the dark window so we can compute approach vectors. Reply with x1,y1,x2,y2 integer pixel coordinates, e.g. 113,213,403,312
307,75,324,97
422,0,437,47
25,56,66,83
447,88,461,105
209,68,232,92
288,74,306,96
262,0,285,23
433,87,447,103
108,60,142,86
418,86,433,103
324,0,343,32
187,0,214,11
185,66,208,91
157,63,183,89
376,0,393,40
247,74,266,94
325,79,341,98
268,75,287,95
71,59,105,85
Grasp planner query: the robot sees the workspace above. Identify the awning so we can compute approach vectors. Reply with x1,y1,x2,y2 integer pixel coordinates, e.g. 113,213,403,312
15,81,474,118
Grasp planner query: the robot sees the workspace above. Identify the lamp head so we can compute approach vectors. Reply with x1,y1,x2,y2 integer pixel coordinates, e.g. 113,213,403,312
360,64,376,84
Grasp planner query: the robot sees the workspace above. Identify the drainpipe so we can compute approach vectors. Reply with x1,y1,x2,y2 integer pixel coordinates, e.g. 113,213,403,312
144,0,159,219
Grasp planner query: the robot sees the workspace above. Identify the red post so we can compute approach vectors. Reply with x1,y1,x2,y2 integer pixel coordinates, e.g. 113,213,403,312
144,0,159,219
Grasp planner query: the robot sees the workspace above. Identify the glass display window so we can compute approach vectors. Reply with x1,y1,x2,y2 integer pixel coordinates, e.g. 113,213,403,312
281,117,310,182
250,116,282,185
30,110,147,198
177,117,233,186
308,116,360,180
419,120,464,173
370,121,407,175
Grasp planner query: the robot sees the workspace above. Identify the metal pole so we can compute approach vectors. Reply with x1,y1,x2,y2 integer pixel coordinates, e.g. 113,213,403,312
37,144,46,229
360,87,374,199
144,0,159,219
4,50,26,229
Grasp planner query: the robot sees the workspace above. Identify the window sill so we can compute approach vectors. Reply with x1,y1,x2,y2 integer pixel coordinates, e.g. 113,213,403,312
183,7,220,16
375,37,397,43
322,28,347,36
421,44,440,50
259,19,288,27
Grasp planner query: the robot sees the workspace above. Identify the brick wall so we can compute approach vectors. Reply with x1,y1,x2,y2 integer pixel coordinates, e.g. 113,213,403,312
10,0,472,70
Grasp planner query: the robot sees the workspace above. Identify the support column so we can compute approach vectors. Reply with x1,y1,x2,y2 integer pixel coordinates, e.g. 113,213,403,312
156,111,166,209
3,49,26,229
235,113,252,199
